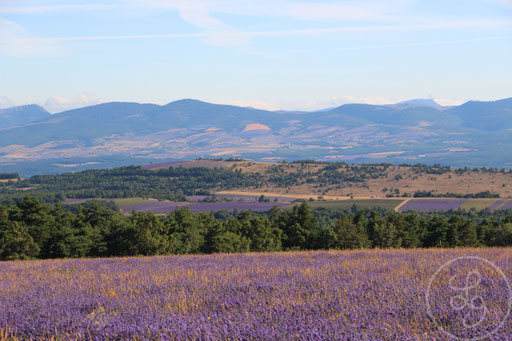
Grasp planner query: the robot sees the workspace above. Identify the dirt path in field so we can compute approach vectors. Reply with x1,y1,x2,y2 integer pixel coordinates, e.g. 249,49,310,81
394,199,410,212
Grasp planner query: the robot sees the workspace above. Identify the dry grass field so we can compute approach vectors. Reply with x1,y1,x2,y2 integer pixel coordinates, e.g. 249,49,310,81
0,178,18,183
152,160,512,199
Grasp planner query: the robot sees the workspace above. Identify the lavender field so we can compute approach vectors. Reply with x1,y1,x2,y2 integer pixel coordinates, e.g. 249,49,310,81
399,199,468,212
206,194,301,202
2,249,512,340
500,200,512,210
126,201,291,213
488,199,505,210
65,198,293,214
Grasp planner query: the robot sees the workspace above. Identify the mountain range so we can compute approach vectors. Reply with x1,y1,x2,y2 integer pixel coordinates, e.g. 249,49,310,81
0,98,511,176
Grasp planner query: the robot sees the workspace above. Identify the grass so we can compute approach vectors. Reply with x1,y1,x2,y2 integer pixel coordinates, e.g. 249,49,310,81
458,198,500,210
111,197,159,209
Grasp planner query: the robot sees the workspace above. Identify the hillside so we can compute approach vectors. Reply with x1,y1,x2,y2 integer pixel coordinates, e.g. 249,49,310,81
0,98,511,176
4,160,511,204
0,104,50,129
145,160,512,199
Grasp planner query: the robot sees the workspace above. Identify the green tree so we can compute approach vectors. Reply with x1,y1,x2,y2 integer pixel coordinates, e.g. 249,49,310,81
331,214,370,249
492,223,512,246
281,202,319,250
211,231,250,253
244,215,282,252
0,221,40,260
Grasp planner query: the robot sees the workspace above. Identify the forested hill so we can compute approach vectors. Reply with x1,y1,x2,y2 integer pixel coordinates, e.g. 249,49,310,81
0,165,263,204
1,160,511,205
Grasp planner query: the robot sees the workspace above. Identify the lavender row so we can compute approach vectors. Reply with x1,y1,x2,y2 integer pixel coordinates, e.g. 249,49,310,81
187,194,303,202
399,199,467,212
500,200,512,210
488,199,505,210
129,201,292,213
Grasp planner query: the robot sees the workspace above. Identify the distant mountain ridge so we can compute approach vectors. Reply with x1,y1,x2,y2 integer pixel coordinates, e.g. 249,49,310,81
393,98,443,109
0,97,511,175
0,104,50,129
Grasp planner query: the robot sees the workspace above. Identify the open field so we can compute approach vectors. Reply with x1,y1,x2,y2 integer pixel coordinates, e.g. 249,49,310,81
64,197,512,214
65,198,292,213
215,190,354,201
398,199,468,212
293,199,404,211
459,198,503,210
398,198,512,212
2,248,511,340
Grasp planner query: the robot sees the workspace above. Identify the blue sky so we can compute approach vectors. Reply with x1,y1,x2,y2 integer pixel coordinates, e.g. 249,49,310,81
1,0,511,112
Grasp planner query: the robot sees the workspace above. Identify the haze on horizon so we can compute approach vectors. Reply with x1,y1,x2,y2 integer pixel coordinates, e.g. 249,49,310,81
1,0,511,113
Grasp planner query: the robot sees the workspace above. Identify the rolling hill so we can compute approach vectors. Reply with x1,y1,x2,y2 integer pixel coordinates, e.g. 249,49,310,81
0,98,511,176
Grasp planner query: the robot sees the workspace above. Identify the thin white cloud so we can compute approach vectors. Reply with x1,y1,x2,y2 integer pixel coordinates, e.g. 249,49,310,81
0,17,60,56
248,19,512,37
34,20,512,43
126,0,248,47
0,0,248,47
0,0,412,20
434,98,466,106
44,93,107,113
286,0,412,21
332,34,512,51
2,1,510,51
489,0,512,10
218,95,396,111
0,95,15,109
0,3,121,14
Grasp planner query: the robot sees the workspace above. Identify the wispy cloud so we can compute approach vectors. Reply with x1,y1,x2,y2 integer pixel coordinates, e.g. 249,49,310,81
27,19,510,44
248,19,512,37
0,95,15,109
219,95,397,111
0,2,121,14
0,17,60,56
489,0,512,10
0,92,107,112
284,0,413,21
332,34,512,51
0,0,412,20
2,1,511,54
0,0,249,47
44,93,107,113
434,98,466,106
209,95,472,111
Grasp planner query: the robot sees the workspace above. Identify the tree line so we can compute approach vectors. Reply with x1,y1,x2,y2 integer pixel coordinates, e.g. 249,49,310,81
1,197,512,261
0,166,264,205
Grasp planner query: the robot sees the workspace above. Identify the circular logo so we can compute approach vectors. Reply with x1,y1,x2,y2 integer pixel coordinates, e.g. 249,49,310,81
426,256,512,340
